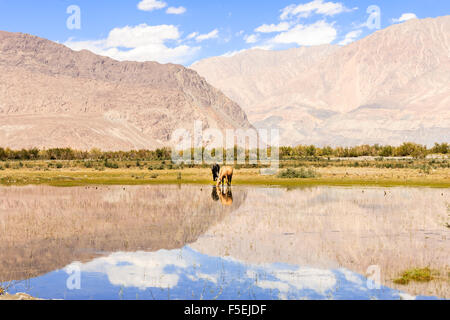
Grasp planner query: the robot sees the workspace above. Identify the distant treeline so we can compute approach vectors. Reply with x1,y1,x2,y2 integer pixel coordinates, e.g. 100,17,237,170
280,142,449,159
0,143,448,161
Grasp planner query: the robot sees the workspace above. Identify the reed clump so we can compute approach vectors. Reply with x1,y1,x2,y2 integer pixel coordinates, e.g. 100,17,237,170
393,268,439,285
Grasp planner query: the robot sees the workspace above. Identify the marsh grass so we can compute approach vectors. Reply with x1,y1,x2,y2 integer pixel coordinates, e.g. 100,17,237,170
393,268,439,285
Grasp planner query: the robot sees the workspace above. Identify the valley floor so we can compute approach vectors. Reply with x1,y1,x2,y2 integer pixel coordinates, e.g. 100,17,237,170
0,162,448,188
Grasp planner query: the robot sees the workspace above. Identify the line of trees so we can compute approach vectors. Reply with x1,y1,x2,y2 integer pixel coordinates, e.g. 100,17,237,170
0,147,172,161
280,142,449,159
0,143,447,161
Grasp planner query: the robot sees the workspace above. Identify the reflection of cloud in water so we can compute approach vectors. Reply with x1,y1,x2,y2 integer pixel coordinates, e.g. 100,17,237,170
78,250,189,290
42,247,429,300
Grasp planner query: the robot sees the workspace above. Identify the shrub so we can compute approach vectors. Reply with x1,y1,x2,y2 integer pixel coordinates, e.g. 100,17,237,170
278,168,318,179
84,161,94,168
104,160,119,169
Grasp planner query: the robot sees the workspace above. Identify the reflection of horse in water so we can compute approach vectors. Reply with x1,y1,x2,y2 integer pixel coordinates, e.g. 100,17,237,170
211,186,233,206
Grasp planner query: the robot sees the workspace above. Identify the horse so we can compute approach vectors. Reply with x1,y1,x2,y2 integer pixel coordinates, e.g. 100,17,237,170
211,164,221,182
217,166,233,187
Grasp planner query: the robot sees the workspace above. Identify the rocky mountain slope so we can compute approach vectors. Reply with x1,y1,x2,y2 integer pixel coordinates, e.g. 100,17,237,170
192,16,450,146
0,31,252,150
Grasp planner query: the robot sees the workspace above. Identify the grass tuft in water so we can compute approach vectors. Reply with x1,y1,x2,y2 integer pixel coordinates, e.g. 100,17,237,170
393,268,438,285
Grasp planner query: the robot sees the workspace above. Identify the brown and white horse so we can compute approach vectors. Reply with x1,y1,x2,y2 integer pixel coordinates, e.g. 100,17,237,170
216,166,233,187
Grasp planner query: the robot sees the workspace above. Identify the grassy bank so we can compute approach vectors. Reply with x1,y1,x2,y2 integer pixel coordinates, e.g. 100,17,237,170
0,160,449,187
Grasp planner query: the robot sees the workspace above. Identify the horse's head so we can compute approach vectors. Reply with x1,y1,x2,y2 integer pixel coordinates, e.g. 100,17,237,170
212,164,220,181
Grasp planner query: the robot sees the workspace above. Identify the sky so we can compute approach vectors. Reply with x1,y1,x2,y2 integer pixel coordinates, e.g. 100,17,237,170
0,0,448,66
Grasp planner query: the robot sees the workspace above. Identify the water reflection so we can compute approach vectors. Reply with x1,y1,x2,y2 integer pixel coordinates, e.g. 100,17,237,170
3,247,433,300
211,186,233,206
0,185,448,300
0,185,247,283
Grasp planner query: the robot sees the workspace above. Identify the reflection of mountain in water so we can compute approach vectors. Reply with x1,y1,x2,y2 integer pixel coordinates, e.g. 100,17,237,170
0,185,247,282
3,247,428,300
192,186,450,299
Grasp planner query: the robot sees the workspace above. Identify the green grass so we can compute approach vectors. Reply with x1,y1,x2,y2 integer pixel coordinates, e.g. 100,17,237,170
0,161,449,188
393,268,439,285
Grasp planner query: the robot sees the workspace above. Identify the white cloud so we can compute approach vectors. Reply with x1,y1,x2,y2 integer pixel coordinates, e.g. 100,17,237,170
255,22,291,33
280,0,352,20
65,24,199,65
220,49,247,57
244,34,260,44
270,20,337,46
338,29,362,45
166,6,186,15
106,24,179,48
195,29,219,42
392,13,418,23
187,32,199,39
251,44,276,50
137,0,167,12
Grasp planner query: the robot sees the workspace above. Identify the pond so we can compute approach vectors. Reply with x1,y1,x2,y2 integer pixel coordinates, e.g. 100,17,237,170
0,185,448,300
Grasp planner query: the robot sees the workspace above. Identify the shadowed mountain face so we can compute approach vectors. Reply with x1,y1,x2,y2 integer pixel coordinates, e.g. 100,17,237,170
192,16,450,147
0,185,247,282
0,31,252,150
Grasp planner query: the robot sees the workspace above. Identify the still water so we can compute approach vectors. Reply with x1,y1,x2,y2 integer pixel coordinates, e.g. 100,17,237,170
0,185,448,300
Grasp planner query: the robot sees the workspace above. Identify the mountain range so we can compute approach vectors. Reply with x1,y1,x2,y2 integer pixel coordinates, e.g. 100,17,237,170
0,16,448,150
0,31,251,151
192,16,450,147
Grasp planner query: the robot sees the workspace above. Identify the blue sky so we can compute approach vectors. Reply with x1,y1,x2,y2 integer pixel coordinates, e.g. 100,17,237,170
0,0,448,65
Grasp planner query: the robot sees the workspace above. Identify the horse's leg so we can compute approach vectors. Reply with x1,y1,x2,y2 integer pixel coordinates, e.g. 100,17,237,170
227,174,232,186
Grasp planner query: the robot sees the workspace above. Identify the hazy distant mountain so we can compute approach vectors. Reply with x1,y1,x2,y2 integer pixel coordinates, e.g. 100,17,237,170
192,16,450,147
0,31,252,151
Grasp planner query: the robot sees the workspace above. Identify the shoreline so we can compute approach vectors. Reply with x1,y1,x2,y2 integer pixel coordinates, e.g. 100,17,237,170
0,167,449,188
